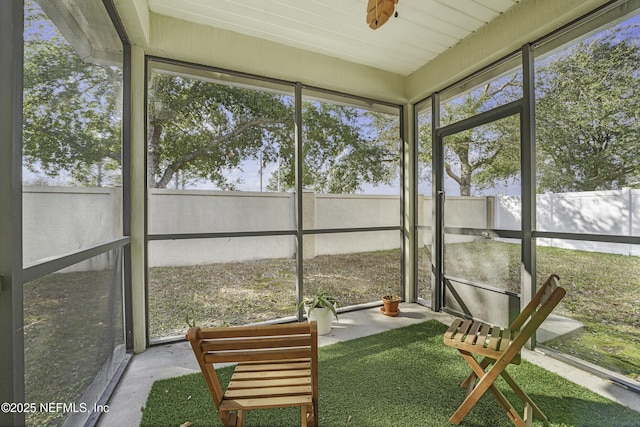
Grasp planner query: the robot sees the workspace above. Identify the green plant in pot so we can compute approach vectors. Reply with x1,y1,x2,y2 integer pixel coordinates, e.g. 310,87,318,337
299,291,339,335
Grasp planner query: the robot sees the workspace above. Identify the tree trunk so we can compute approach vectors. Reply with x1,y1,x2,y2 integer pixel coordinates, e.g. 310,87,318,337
458,141,472,196
460,163,472,196
147,115,163,188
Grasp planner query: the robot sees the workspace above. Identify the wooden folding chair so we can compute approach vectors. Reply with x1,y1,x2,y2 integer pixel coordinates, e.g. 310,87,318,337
188,322,319,427
443,274,566,427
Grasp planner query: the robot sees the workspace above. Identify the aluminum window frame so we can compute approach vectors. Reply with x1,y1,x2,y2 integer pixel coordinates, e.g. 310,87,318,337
144,57,405,342
413,0,640,392
0,1,133,425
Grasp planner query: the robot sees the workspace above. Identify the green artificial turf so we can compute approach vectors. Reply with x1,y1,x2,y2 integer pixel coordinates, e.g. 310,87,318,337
140,320,639,427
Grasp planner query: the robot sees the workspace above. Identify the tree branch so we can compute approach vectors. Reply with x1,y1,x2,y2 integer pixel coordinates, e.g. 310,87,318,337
155,117,276,188
444,162,462,186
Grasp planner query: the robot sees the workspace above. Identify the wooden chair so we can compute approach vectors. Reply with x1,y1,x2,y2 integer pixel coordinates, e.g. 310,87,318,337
443,274,566,427
188,322,319,427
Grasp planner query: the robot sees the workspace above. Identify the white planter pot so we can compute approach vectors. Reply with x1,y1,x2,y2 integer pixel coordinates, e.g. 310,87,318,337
307,306,333,335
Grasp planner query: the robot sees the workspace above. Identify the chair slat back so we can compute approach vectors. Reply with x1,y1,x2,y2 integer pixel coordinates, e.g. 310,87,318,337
509,274,564,333
500,275,565,366
193,323,315,364
188,322,318,416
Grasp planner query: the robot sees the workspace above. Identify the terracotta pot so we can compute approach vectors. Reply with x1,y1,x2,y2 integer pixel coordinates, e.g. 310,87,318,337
381,296,400,316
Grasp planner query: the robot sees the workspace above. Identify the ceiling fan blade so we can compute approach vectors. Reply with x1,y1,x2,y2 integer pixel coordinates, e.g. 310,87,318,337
366,0,398,30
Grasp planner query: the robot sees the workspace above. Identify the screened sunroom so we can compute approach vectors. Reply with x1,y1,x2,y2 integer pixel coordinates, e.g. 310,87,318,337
1,0,640,426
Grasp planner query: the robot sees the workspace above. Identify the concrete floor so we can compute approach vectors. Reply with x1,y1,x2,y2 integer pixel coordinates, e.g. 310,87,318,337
97,303,640,427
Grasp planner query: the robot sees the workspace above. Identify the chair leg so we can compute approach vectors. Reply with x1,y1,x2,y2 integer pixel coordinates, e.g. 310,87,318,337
222,411,238,427
313,397,318,427
500,369,547,422
302,406,316,427
464,375,476,398
451,350,526,427
457,355,546,425
524,402,533,427
236,410,245,427
461,357,492,389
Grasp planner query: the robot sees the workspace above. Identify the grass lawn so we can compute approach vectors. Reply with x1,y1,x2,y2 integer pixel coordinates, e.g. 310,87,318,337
438,241,640,382
140,321,640,427
148,242,640,382
148,249,403,337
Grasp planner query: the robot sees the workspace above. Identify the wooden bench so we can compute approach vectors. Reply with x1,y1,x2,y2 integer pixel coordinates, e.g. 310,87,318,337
188,322,318,427
443,274,566,427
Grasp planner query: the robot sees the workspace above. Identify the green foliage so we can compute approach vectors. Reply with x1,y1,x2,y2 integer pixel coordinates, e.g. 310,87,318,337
418,75,522,196
23,1,122,187
185,307,197,328
147,78,401,192
536,25,640,192
148,81,400,192
21,3,640,194
147,74,292,189
289,105,399,193
24,0,399,193
419,24,640,196
299,290,340,319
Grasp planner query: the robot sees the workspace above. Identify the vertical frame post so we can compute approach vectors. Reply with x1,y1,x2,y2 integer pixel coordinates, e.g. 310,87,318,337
431,93,444,311
103,0,135,353
521,43,537,346
400,103,410,302
295,82,304,321
0,1,25,425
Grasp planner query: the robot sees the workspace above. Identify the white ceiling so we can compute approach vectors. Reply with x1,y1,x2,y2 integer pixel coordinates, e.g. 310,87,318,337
147,0,521,76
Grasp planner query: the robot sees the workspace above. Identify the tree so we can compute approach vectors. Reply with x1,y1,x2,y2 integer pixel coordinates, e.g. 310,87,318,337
267,104,399,193
23,0,399,194
146,73,292,189
23,1,122,187
536,25,640,192
147,74,399,192
418,75,522,196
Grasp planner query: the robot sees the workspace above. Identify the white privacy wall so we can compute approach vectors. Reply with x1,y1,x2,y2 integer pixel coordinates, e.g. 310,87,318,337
23,186,122,269
313,193,401,256
22,187,640,272
148,189,296,266
147,190,402,266
495,188,640,256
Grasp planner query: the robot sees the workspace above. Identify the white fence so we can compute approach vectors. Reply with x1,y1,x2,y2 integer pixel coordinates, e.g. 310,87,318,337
22,187,640,272
23,188,402,270
147,190,402,266
23,186,122,271
495,188,640,256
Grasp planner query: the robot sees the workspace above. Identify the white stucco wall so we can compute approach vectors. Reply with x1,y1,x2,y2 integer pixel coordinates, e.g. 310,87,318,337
23,186,122,267
24,187,639,271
